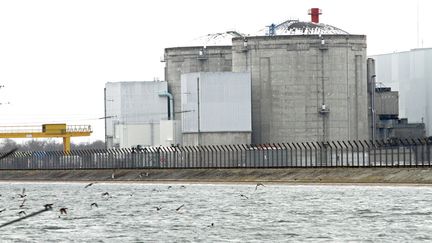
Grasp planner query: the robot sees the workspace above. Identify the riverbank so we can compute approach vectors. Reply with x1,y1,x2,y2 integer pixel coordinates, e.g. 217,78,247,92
1,167,432,184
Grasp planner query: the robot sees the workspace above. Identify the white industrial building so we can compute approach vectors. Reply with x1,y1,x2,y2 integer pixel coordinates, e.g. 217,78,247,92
104,81,180,148
371,48,432,136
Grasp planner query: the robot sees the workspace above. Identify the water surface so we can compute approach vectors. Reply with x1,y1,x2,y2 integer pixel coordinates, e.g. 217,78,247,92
1,182,432,242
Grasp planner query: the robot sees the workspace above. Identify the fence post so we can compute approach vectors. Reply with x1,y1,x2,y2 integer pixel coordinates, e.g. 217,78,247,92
318,142,325,167
178,146,184,168
427,137,432,166
290,143,297,167
311,142,319,167
228,145,234,168
410,139,417,166
337,141,344,167
326,141,332,167
280,143,287,167
233,144,239,168
330,141,337,167
395,139,400,167
399,139,405,167
271,143,276,167
358,140,365,167
346,141,354,167
374,140,381,167
201,145,208,168
419,138,425,166
352,141,360,167
238,144,244,168
363,141,371,167
222,145,229,168
239,144,247,167
284,143,291,167
299,142,306,167
276,143,282,167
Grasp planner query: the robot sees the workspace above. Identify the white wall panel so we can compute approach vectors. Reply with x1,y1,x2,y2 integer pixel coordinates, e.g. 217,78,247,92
181,72,251,133
105,81,168,148
372,48,432,135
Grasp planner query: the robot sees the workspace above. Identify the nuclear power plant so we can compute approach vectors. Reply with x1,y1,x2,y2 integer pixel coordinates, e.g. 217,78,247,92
104,8,424,148
163,8,368,146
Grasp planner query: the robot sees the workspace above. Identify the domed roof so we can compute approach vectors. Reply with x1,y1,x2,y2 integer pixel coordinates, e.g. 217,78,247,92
257,19,349,36
185,31,245,47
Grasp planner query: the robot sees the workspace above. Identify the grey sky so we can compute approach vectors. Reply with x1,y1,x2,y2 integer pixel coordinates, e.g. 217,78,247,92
0,0,430,143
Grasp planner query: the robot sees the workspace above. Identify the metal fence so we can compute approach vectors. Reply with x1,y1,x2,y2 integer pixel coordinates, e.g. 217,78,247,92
0,138,431,170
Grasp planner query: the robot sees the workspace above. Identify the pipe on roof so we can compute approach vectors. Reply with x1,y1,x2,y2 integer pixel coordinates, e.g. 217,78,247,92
159,91,174,120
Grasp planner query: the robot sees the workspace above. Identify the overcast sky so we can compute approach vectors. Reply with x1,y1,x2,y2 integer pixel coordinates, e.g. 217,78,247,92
0,0,430,144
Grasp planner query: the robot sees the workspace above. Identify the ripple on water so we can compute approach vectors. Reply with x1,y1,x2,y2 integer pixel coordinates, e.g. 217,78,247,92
1,183,432,241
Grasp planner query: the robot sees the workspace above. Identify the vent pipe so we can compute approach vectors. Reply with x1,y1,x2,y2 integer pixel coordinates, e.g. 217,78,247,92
159,91,174,120
308,8,322,23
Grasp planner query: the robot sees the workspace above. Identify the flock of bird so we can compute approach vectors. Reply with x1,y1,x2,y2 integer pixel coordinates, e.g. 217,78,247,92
0,180,267,229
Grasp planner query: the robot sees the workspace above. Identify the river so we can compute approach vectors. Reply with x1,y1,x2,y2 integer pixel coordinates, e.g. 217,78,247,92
1,182,432,242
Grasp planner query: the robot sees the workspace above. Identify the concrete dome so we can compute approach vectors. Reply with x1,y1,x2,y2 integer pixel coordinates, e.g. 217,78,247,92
185,31,245,47
257,19,349,36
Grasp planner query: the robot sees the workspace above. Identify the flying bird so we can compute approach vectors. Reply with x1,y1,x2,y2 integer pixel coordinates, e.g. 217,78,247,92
18,211,26,217
176,204,185,211
255,182,265,191
84,183,95,188
18,188,27,198
240,194,249,199
59,208,68,215
19,199,26,208
155,206,162,211
102,192,110,197
44,204,53,210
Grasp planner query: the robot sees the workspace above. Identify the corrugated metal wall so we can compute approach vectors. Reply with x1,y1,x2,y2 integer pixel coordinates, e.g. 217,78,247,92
372,48,432,135
105,81,168,148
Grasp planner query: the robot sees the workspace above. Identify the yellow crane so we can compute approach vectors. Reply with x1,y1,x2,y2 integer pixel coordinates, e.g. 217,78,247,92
0,124,92,152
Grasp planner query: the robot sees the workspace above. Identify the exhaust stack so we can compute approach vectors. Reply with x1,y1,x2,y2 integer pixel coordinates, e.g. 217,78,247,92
308,8,322,23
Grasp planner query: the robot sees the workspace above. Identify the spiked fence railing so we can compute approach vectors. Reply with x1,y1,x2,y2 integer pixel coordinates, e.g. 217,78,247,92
0,138,431,170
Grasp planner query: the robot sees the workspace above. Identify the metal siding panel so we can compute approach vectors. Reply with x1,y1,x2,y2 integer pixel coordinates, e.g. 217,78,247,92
199,72,251,132
181,72,251,133
373,48,432,135
105,81,168,147
181,73,199,132
120,82,168,123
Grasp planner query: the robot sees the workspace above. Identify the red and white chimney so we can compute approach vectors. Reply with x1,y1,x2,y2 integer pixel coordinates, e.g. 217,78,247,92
308,8,322,23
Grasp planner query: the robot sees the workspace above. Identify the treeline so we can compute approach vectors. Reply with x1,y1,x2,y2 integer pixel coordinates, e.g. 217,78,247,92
0,139,105,152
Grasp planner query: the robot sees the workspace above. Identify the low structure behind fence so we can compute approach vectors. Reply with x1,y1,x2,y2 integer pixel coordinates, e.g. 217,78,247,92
0,138,431,170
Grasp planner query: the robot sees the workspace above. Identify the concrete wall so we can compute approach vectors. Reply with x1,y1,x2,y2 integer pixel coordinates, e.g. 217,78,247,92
232,35,369,143
163,46,232,121
182,132,251,145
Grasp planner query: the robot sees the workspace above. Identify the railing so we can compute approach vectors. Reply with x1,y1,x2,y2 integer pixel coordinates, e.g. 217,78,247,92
0,138,431,170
